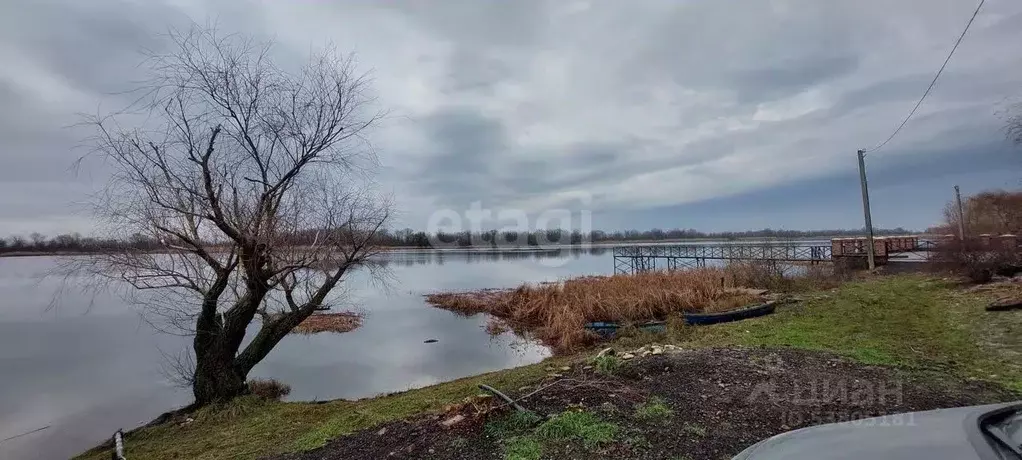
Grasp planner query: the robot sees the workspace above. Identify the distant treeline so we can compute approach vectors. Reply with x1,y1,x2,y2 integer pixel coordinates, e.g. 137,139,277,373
1,227,916,254
374,227,917,248
0,232,162,255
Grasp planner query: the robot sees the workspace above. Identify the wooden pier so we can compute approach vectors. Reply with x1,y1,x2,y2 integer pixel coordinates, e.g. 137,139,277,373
612,237,935,274
613,243,833,274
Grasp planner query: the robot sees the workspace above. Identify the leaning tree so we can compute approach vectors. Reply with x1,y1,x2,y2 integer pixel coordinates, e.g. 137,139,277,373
73,27,389,405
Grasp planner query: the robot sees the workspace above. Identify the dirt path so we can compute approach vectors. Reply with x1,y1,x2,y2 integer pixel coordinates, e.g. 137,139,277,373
273,347,1018,460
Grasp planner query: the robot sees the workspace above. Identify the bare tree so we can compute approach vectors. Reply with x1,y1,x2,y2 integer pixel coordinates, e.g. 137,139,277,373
944,189,1022,236
1006,99,1022,147
70,26,389,405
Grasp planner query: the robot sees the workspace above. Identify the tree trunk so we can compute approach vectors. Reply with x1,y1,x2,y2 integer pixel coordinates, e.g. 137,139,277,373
192,348,247,405
235,309,314,377
190,273,268,405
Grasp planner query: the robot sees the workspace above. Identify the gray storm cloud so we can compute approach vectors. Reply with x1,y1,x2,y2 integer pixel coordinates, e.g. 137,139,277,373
1,0,1020,233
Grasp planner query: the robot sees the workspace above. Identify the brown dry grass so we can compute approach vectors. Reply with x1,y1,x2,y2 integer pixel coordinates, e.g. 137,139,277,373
425,268,767,352
247,379,291,401
291,312,363,334
725,260,849,292
484,317,510,335
927,239,1022,283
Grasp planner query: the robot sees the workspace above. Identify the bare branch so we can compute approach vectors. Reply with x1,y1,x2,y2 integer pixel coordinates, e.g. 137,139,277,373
67,24,390,404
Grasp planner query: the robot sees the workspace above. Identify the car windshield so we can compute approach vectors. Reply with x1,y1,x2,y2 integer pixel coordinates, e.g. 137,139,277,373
1003,411,1022,447
983,407,1022,458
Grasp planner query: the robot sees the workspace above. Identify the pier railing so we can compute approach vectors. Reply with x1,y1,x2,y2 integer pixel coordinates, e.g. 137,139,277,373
612,243,832,274
611,237,949,274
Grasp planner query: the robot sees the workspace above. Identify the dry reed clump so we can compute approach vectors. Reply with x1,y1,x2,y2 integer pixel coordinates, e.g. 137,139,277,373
484,317,511,335
425,268,765,352
424,289,507,316
291,312,363,334
247,379,291,400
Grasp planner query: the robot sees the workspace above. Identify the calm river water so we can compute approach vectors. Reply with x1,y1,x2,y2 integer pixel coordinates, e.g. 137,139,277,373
0,248,617,460
0,240,836,459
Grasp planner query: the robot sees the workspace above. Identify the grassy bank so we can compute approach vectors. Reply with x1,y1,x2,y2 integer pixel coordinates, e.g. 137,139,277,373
77,358,567,460
77,274,1022,460
681,276,1022,390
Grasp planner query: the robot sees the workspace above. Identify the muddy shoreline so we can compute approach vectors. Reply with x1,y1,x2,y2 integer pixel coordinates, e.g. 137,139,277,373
273,347,1018,460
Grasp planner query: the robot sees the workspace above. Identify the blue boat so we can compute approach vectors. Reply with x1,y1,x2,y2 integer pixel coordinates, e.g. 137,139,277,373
584,320,667,339
584,301,777,338
682,301,776,326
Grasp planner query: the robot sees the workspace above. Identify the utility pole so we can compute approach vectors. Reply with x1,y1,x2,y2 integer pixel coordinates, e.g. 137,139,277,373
857,149,876,271
954,185,966,240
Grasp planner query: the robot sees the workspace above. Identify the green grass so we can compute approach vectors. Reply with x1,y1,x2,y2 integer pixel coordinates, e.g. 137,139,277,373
503,436,542,460
734,281,950,366
634,396,674,422
682,423,707,437
486,410,543,438
535,410,619,448
661,276,1022,391
590,354,621,375
76,357,566,460
76,275,1022,460
943,283,1022,390
492,410,618,459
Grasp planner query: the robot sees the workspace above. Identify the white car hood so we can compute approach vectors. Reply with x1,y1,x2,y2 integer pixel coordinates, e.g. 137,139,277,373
733,402,1019,460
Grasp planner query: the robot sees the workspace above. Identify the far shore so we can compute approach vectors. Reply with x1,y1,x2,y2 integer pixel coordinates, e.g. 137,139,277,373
0,234,934,259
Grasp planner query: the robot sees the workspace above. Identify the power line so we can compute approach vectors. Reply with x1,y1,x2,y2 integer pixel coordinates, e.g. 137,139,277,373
0,425,50,444
864,0,985,153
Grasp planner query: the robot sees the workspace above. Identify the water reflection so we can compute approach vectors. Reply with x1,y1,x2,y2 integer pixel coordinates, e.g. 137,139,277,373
0,250,613,460
371,246,610,267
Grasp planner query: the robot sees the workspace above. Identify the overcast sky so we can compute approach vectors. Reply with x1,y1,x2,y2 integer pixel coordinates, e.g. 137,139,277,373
2,0,1021,235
